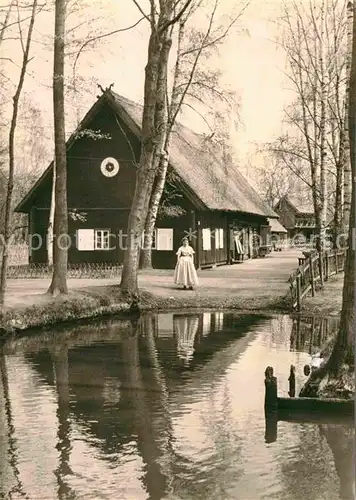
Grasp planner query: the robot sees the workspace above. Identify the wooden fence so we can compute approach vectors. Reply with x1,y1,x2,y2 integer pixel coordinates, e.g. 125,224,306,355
289,248,347,311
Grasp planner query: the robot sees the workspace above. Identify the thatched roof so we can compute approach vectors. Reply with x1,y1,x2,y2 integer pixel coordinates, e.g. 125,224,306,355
109,92,276,217
280,195,314,215
16,90,276,218
268,218,287,233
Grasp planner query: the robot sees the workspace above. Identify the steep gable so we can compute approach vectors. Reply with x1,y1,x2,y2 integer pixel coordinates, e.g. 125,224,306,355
16,90,277,218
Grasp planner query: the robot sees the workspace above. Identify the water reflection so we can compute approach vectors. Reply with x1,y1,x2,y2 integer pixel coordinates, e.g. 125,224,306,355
174,314,199,365
0,312,353,500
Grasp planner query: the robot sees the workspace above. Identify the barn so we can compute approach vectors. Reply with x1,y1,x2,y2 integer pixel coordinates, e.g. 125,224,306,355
274,196,316,242
15,89,278,269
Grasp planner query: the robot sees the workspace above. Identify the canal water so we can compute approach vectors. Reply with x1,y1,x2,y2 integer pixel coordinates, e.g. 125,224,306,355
0,312,354,500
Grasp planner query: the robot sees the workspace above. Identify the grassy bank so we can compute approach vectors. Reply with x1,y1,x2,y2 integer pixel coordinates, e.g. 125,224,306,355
300,274,344,316
0,283,292,338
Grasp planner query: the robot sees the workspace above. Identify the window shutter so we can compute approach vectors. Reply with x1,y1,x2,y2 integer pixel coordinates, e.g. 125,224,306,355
77,229,94,251
202,228,211,250
215,229,220,249
156,228,173,251
219,229,224,249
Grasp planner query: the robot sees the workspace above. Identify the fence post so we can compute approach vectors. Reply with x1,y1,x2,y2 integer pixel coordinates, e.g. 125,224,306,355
319,252,324,286
310,258,315,296
325,251,329,280
296,274,301,312
335,251,339,274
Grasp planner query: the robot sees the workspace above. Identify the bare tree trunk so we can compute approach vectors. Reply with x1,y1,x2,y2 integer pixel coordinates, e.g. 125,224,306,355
343,1,353,231
47,0,68,295
47,159,55,266
0,0,38,308
327,2,356,371
333,138,345,246
140,2,219,268
318,0,328,252
140,20,185,270
120,5,174,293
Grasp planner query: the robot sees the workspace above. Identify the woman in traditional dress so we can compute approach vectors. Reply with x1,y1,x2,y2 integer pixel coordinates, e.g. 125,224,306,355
174,237,199,290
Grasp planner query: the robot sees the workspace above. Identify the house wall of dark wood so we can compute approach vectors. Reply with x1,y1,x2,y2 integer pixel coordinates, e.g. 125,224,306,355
26,99,273,269
32,102,140,211
274,198,295,231
274,199,316,242
196,211,229,267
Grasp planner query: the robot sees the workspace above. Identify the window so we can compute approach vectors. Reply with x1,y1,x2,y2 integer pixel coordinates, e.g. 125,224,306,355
141,228,173,251
215,228,224,249
202,228,211,250
141,230,157,249
95,229,110,250
156,228,173,250
77,229,111,251
77,229,94,251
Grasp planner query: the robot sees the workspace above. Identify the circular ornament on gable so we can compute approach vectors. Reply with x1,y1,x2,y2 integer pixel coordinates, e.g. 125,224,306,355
100,157,119,177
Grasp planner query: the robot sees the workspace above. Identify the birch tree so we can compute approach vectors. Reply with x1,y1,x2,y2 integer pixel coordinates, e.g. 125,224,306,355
275,0,351,251
280,1,328,251
342,0,353,231
0,0,39,308
300,1,355,396
326,0,355,373
120,0,194,294
140,0,245,268
47,0,68,295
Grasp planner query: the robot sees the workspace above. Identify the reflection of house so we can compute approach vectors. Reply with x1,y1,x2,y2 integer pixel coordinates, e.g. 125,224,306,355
15,88,277,269
274,196,316,242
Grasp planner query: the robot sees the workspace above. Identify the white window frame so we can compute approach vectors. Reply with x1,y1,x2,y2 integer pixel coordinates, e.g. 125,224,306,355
215,228,224,249
202,228,211,251
220,229,224,249
77,229,94,251
141,229,157,249
156,228,173,251
94,229,111,250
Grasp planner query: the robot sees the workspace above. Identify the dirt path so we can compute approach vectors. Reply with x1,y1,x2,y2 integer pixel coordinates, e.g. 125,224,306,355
4,249,302,311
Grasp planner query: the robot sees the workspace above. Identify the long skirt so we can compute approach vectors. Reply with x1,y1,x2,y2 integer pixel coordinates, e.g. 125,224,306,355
174,256,199,287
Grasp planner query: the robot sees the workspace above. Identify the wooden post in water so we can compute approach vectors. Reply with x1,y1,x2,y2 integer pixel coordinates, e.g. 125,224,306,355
264,366,278,412
264,366,278,443
288,365,296,398
264,411,278,443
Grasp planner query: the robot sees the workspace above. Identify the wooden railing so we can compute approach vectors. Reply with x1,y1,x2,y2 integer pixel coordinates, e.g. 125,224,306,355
289,248,347,311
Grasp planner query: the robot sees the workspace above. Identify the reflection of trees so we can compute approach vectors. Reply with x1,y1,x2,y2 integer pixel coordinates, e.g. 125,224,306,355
279,422,351,500
121,320,172,500
50,344,75,499
0,349,26,498
290,316,339,353
319,424,355,500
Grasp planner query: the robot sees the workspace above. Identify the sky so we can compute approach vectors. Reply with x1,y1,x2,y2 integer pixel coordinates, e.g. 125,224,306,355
1,0,292,177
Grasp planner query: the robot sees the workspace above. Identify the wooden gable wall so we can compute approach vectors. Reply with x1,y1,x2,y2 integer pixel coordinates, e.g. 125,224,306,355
32,101,140,210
